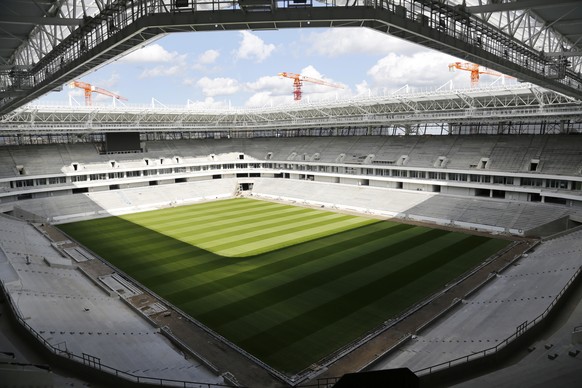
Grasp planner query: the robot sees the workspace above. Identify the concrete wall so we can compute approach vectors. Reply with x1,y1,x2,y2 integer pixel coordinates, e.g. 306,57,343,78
403,182,431,191
441,186,472,196
315,175,338,184
89,186,110,193
339,177,360,185
526,216,572,237
369,180,389,188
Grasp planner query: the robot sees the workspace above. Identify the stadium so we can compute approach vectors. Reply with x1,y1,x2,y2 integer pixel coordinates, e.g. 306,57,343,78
1,1,582,388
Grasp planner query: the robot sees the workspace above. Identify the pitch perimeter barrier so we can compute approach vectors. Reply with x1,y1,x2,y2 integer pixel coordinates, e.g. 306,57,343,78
79,260,292,385
494,240,540,276
78,269,224,378
414,264,582,381
460,241,537,302
159,326,221,376
53,226,289,386
42,203,528,387
353,240,524,374
541,223,582,242
0,281,234,388
0,220,233,387
298,238,525,384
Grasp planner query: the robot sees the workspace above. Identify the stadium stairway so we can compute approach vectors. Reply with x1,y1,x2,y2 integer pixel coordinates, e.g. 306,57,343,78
0,215,225,385
371,228,582,373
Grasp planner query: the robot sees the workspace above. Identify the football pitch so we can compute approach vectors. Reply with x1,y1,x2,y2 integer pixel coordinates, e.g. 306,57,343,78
58,198,510,373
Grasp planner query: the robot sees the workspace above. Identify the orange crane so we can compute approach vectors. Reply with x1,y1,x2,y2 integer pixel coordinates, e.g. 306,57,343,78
278,72,343,101
68,80,128,106
448,62,513,87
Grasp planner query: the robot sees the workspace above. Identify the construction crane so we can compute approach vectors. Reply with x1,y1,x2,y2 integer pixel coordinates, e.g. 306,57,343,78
448,62,513,87
278,72,343,101
68,80,127,106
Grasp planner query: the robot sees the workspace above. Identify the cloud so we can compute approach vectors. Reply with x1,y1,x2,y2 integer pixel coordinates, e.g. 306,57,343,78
198,49,220,65
88,72,121,90
103,72,121,88
187,97,229,109
117,43,190,79
196,77,240,97
294,65,348,98
234,31,276,63
367,51,467,91
245,92,291,108
120,43,181,63
193,49,221,72
139,64,187,79
354,80,372,97
67,81,125,105
117,42,189,79
305,28,416,57
244,75,292,107
244,65,349,107
243,75,291,107
246,75,288,95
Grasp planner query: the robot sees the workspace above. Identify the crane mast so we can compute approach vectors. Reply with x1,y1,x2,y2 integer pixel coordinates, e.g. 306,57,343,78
278,72,343,101
448,62,513,87
69,80,128,106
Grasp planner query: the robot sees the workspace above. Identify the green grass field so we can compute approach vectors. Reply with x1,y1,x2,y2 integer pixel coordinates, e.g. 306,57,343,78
58,198,510,373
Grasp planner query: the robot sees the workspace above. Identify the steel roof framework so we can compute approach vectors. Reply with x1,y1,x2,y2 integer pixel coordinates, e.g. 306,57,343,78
466,0,582,66
2,83,580,136
1,0,582,116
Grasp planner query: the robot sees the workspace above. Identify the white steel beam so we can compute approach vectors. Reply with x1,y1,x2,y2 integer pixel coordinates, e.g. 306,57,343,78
467,0,581,14
2,84,580,135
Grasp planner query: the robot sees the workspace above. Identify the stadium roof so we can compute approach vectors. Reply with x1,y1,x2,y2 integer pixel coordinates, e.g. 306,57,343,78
0,0,80,68
467,0,582,57
1,0,582,116
3,83,581,136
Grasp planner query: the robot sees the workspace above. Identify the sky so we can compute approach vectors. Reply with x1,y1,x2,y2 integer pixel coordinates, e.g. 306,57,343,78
36,27,517,108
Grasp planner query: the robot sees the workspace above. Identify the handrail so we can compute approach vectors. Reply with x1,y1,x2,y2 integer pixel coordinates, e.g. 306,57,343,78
414,264,582,376
24,83,539,112
0,281,232,387
3,0,582,116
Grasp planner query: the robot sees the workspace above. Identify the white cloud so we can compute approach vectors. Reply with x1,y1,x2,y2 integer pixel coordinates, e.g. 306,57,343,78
98,72,121,89
235,31,276,63
116,43,190,79
246,75,288,94
196,77,240,97
245,65,349,107
367,51,467,91
93,92,124,103
187,97,229,109
193,49,221,72
245,92,291,108
243,75,291,107
306,28,416,57
198,49,220,65
139,64,186,79
244,75,293,107
294,65,348,98
354,80,372,97
120,43,181,63
67,81,125,105
117,42,190,79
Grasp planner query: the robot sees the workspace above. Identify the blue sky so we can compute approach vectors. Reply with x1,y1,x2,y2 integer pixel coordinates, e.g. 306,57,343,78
37,27,516,108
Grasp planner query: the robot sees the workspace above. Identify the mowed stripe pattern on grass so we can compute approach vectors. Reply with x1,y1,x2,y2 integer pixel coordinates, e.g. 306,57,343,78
58,198,510,373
